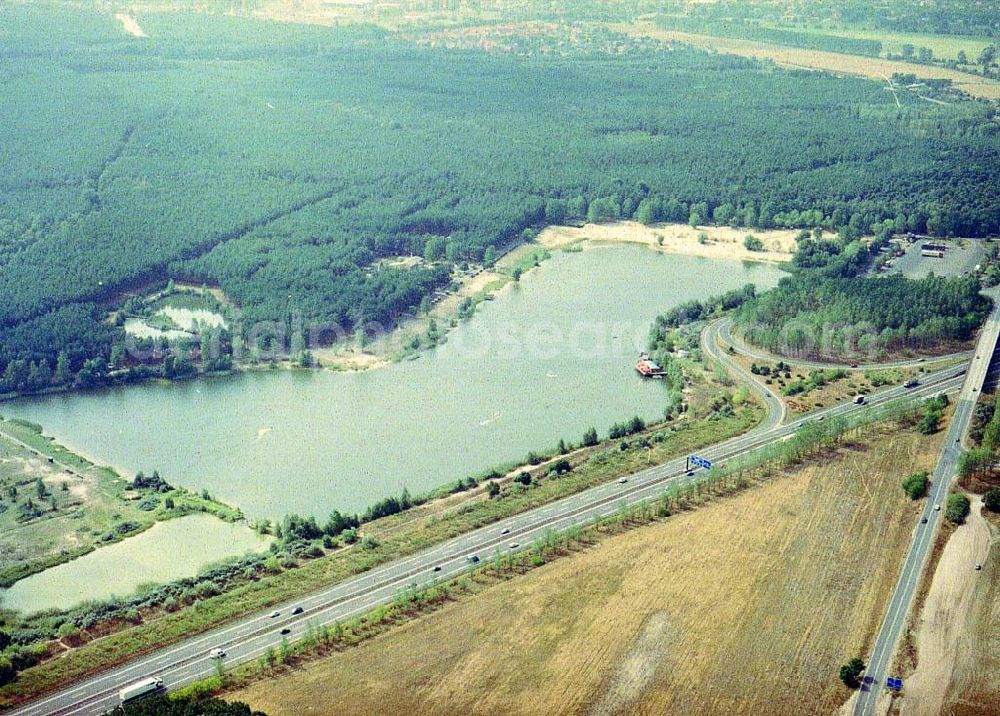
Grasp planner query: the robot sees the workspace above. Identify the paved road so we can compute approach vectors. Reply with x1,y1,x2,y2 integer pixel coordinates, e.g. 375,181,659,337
12,358,966,716
853,290,1000,716
716,317,973,371
702,318,786,428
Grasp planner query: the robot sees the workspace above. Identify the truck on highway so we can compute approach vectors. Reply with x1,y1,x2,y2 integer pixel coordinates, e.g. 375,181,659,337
119,676,164,704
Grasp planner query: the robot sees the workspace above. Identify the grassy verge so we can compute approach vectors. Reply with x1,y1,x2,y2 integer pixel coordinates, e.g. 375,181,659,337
0,404,760,708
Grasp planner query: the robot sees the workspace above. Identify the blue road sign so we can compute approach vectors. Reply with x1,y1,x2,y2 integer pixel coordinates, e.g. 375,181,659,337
886,677,903,690
690,455,712,470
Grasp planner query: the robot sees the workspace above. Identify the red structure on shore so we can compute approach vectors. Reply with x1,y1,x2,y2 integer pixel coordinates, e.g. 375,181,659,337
635,352,666,377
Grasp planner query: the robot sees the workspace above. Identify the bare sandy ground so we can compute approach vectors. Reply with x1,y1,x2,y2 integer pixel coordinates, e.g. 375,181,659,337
114,13,147,38
898,502,992,716
537,220,798,264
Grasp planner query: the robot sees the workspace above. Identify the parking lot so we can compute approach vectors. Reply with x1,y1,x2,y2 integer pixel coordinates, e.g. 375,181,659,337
882,238,984,279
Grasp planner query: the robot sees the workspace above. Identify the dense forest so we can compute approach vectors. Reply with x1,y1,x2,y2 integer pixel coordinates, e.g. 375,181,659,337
731,230,992,359
736,273,990,359
3,6,1000,390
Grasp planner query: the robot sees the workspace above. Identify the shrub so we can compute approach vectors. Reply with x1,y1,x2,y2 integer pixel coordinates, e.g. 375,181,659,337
552,460,572,475
132,471,172,492
839,657,865,688
902,471,929,500
340,528,358,545
0,656,15,687
945,493,971,524
918,409,942,434
984,487,1000,513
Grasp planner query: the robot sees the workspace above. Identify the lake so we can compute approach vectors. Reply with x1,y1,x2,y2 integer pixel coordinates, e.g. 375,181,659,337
6,245,783,521
2,514,271,614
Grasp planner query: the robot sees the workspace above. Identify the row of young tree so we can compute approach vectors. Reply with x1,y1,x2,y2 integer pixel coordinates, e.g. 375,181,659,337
653,15,882,56
3,7,1000,386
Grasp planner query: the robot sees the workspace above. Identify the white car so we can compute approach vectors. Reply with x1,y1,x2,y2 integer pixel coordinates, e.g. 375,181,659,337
618,477,628,484
509,542,520,549
934,504,941,511
209,648,226,659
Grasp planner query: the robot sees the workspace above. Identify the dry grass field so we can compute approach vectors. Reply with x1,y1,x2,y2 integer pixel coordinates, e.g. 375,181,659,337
232,425,944,716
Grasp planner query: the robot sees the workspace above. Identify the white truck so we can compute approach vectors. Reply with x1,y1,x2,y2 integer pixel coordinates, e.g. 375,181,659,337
119,676,164,704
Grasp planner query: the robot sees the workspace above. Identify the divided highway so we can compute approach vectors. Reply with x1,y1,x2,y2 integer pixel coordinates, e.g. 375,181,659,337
853,290,1000,716
12,326,972,716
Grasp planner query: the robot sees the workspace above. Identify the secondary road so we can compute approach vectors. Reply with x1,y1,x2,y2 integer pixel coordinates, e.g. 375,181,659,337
853,289,1000,716
702,318,786,428
13,357,966,716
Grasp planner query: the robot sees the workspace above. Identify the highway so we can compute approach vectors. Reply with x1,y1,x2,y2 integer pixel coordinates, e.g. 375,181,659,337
13,355,966,716
853,289,1000,716
10,314,975,716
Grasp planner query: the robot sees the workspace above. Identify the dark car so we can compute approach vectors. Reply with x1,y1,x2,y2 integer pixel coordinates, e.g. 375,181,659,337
921,517,928,524
291,605,303,615
280,627,291,635
433,565,442,572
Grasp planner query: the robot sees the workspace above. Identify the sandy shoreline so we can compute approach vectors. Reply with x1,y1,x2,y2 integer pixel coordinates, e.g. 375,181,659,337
313,221,795,373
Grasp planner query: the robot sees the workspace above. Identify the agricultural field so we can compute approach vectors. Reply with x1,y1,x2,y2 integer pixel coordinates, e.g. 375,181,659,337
756,22,995,64
0,417,239,587
623,24,1000,101
231,422,945,716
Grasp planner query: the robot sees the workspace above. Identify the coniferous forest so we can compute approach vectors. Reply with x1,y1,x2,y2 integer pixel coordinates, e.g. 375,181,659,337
2,5,1000,387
